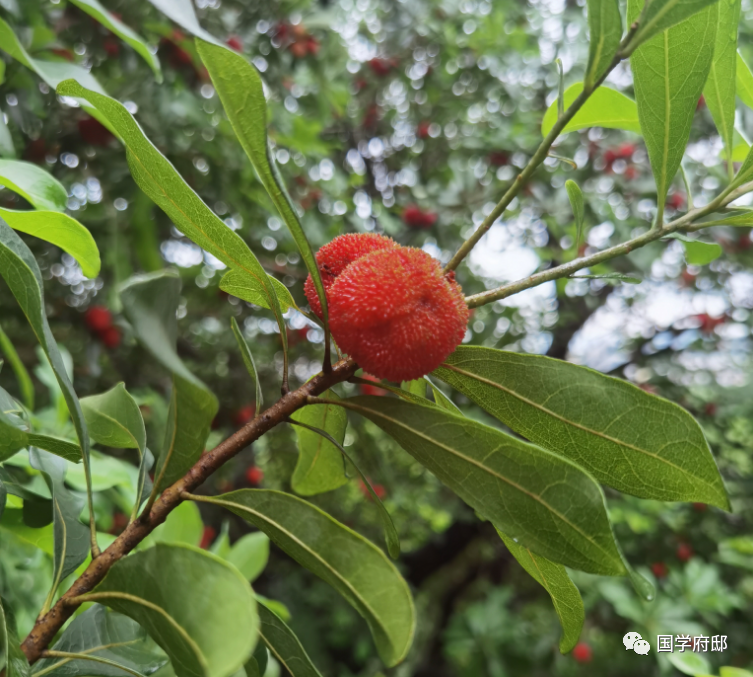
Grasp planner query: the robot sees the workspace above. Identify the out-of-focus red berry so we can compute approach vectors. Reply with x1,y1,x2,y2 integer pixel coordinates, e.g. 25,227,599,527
233,404,256,427
739,233,751,250
226,35,243,52
78,116,115,146
681,269,697,286
572,643,592,663
697,313,725,334
666,192,686,210
108,512,129,535
402,204,438,229
103,39,120,57
363,103,379,128
360,373,387,396
617,142,636,159
246,466,264,485
354,77,368,91
693,502,708,512
704,402,717,416
99,326,121,349
358,478,386,500
652,561,668,578
624,165,638,180
199,525,216,549
289,41,308,58
24,138,48,164
85,306,112,331
488,150,509,167
677,543,694,562
417,121,431,139
697,94,706,110
368,58,392,77
50,48,75,62
305,36,320,56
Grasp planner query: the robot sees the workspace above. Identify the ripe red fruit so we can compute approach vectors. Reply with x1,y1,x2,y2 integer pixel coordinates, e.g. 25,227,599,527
651,561,668,578
677,543,693,562
108,511,128,535
233,404,256,427
99,326,121,349
359,478,386,500
739,232,751,250
226,35,243,52
402,204,438,229
616,142,636,159
78,117,115,146
246,466,264,485
368,58,392,77
85,306,112,332
704,402,717,416
488,151,509,167
693,502,708,512
304,233,397,318
305,36,320,56
289,41,308,58
359,373,387,396
417,121,431,139
624,165,638,180
103,39,120,57
328,247,469,382
199,525,216,549
666,192,686,210
681,269,696,286
697,313,725,334
572,643,592,663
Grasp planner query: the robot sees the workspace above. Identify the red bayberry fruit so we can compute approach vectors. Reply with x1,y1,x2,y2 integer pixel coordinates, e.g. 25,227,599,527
617,142,636,159
666,192,686,210
103,39,120,57
108,511,128,535
328,247,469,382
360,373,387,396
233,404,256,427
358,479,386,500
697,313,725,334
651,561,668,578
677,543,693,562
85,306,112,331
572,643,592,663
99,326,121,349
226,35,243,51
289,40,308,58
704,402,717,416
681,268,696,286
624,165,638,180
368,57,392,77
693,502,708,512
488,150,509,167
402,204,437,229
304,233,397,318
78,117,114,146
417,121,431,139
24,138,48,164
199,525,216,549
305,36,320,56
739,233,751,250
246,466,264,485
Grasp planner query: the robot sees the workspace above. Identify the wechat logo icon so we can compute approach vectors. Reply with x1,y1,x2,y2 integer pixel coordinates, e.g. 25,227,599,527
624,632,650,655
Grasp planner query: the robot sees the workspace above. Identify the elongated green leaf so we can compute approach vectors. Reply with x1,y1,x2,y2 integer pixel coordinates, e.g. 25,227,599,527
191,490,415,667
424,377,461,414
195,40,330,337
703,0,741,166
0,160,67,212
33,605,168,677
666,232,723,264
0,597,30,677
120,272,218,492
86,544,258,677
230,317,263,415
565,180,585,248
82,384,146,453
257,604,323,677
585,0,622,87
629,0,717,214
68,0,162,80
58,81,289,375
341,396,626,576
220,270,296,312
542,84,641,136
0,208,100,278
290,391,348,496
629,0,722,48
143,0,219,44
0,217,94,530
29,449,90,600
700,208,753,226
0,115,15,159
433,346,730,508
0,324,33,409
0,479,5,521
226,533,269,583
736,51,753,109
498,530,584,653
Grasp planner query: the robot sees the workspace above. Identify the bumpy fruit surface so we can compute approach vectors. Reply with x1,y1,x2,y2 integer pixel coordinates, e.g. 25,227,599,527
304,233,397,318
328,247,468,381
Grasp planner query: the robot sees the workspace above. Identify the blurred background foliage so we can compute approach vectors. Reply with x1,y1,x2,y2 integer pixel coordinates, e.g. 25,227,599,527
1,0,753,675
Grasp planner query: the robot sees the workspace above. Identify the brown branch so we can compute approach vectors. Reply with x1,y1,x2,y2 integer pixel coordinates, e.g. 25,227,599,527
20,357,358,665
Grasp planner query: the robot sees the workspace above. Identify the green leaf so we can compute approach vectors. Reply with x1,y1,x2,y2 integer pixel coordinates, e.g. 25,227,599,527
195,39,330,339
668,650,712,675
736,51,753,109
190,490,415,667
0,114,15,159
0,597,30,677
720,669,753,677
340,397,626,576
120,271,218,493
144,501,203,548
56,81,289,373
290,391,348,496
82,384,146,454
0,479,5,522
33,604,168,677
84,544,258,677
541,84,641,137
628,0,717,215
498,530,584,654
433,346,730,509
230,317,263,415
0,217,95,534
0,323,33,409
68,0,163,81
29,449,90,602
0,160,67,212
220,270,296,312
666,232,723,264
703,0,741,166
226,532,269,582
629,0,722,48
257,604,323,677
700,208,753,226
0,208,100,278
142,0,219,45
424,376,462,414
585,0,623,87
565,180,585,248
